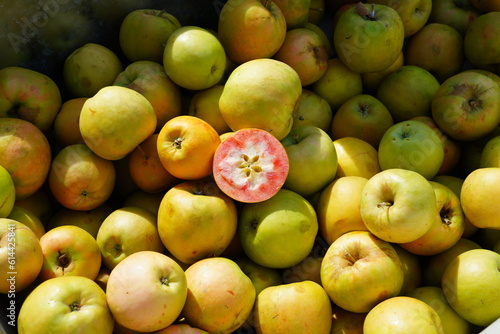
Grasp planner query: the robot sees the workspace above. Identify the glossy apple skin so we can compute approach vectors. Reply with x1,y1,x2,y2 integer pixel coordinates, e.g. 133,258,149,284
0,66,62,133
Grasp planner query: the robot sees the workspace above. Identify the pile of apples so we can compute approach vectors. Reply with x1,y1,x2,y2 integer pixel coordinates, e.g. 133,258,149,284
1,0,500,333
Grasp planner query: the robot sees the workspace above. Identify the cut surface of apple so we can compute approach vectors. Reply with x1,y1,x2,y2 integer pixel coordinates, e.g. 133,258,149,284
213,128,289,203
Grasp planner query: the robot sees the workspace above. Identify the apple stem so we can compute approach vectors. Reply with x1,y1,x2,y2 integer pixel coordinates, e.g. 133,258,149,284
173,137,183,149
356,2,376,20
377,201,392,208
157,8,167,17
69,302,81,312
160,277,170,286
345,252,357,264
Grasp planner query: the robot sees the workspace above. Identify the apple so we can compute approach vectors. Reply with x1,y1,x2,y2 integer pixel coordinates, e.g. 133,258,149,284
236,257,282,295
253,280,333,333
0,165,15,218
217,0,287,64
330,94,394,149
308,0,325,24
53,97,87,148
106,251,187,332
392,244,423,295
441,249,500,327
399,181,465,256
218,58,302,141
281,252,324,284
333,2,405,73
79,86,157,161
48,143,116,211
238,188,318,269
0,66,62,133
428,0,481,36
280,124,338,197
0,118,52,200
460,167,500,229
367,0,432,37
274,0,311,29
376,65,441,122
273,27,329,86
316,175,369,244
330,305,367,334
128,134,178,194
113,60,183,132
291,89,333,132
7,206,45,239
363,296,444,333
404,23,465,83
157,115,221,181
18,275,114,334
311,57,363,111
378,120,445,180
182,257,256,334
360,168,437,243
63,43,123,98
212,128,289,203
432,71,500,142
157,180,238,265
480,135,500,167
123,190,165,216
0,219,43,293
333,136,382,179
119,9,181,63
156,324,209,334
320,230,404,313
408,286,473,334
188,84,231,135
304,22,332,55
38,225,102,281
96,206,165,270
361,49,404,95
163,25,227,91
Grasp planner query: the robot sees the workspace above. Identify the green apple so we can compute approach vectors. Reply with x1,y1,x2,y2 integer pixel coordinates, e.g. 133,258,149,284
253,281,332,333
378,120,445,180
464,11,500,72
63,43,123,98
480,135,500,167
320,230,404,313
188,84,231,135
274,0,312,29
280,124,337,197
79,86,157,161
364,296,444,333
360,168,437,243
0,165,15,218
376,65,441,122
428,0,481,36
333,2,405,73
7,206,45,239
96,206,165,270
0,66,62,133
163,26,226,91
408,286,472,334
119,9,181,63
18,276,114,334
238,189,318,269
235,257,282,295
106,251,187,332
442,249,500,327
291,89,332,132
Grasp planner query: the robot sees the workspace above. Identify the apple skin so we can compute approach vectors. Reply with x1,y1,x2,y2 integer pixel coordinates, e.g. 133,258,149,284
113,60,182,133
7,206,45,239
361,50,404,95
63,43,123,98
53,97,87,148
460,167,500,229
238,189,318,269
333,2,405,73
333,136,381,179
156,324,209,334
0,118,52,200
18,276,114,334
320,230,404,313
188,85,231,135
378,120,445,180
38,225,102,282
0,66,62,133
428,0,481,36
480,135,500,167
364,296,444,333
274,0,311,29
235,257,282,295
408,286,473,334
163,26,227,91
273,27,329,86
330,305,367,334
280,124,338,197
14,188,54,225
253,280,333,333
432,71,500,142
291,89,332,132
404,23,465,83
392,244,422,296
464,11,500,72
399,181,465,256
119,9,181,63
217,0,287,64
360,168,437,243
442,249,500,327
0,165,15,218
0,219,43,294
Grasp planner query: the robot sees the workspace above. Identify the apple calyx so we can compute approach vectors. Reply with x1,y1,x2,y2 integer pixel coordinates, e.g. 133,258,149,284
440,207,453,226
173,137,183,149
356,2,376,21
345,252,358,265
57,251,70,269
451,83,483,112
160,277,170,286
69,301,81,312
377,201,392,208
